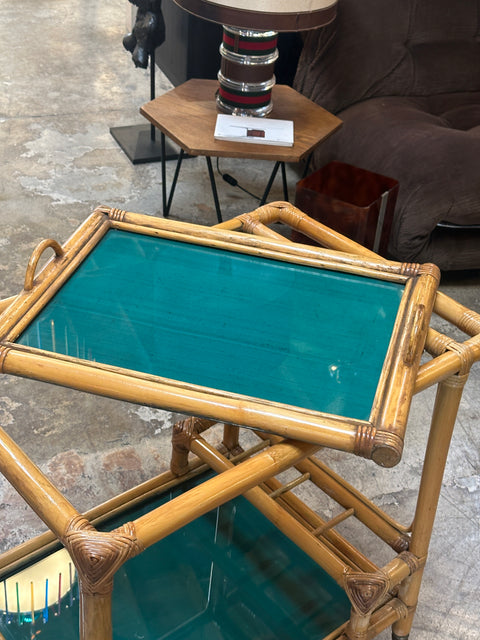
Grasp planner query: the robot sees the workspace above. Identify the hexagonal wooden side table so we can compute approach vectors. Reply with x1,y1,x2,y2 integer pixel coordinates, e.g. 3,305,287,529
140,79,342,222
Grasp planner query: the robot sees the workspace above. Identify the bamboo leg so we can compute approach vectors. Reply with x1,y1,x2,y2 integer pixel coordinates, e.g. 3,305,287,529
79,588,112,640
222,424,242,455
392,372,468,639
0,427,125,640
171,416,215,475
346,609,372,640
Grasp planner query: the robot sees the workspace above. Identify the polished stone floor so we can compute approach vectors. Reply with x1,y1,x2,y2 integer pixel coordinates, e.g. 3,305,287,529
0,2,479,639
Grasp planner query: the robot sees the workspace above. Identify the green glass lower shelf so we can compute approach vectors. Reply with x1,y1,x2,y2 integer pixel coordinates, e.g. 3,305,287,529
0,474,351,639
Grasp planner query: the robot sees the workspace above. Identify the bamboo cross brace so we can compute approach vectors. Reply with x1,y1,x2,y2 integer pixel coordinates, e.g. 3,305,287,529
267,472,311,499
312,508,355,537
189,435,350,583
132,438,321,549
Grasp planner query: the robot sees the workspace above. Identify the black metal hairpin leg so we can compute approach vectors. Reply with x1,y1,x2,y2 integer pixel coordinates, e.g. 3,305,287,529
281,162,289,201
161,139,222,222
260,161,289,205
161,132,167,214
205,157,223,224
161,132,185,218
302,153,313,178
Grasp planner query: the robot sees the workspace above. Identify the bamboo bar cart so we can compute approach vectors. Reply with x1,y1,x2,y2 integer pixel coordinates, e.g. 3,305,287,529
0,202,479,639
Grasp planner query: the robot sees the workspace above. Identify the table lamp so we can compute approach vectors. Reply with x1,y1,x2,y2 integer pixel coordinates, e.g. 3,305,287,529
172,0,337,116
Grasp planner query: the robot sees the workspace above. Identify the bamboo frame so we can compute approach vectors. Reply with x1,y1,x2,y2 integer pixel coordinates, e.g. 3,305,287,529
0,205,440,467
0,202,478,640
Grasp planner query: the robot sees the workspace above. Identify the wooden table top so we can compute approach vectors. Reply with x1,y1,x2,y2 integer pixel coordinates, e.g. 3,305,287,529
140,79,342,163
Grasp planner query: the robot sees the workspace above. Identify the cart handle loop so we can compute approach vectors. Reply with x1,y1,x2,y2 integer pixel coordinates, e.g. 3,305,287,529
24,239,65,291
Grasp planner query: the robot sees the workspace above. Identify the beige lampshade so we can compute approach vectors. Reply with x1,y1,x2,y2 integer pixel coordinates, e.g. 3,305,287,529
172,0,338,31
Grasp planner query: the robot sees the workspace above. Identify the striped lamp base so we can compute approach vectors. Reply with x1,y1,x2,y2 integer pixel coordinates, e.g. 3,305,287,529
216,27,279,116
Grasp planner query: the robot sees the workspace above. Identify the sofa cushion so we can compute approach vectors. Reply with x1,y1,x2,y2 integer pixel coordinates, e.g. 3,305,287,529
307,92,480,269
295,0,480,114
294,0,480,270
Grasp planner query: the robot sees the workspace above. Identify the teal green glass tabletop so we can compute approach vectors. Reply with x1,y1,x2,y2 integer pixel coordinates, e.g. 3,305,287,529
16,228,404,421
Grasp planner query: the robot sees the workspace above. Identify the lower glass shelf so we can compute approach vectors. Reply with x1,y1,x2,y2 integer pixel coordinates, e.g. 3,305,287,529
0,473,351,639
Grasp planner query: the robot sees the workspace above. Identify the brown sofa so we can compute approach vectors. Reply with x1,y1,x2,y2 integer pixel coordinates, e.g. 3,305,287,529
294,0,480,270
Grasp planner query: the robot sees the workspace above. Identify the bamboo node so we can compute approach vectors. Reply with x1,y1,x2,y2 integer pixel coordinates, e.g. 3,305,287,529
398,551,425,575
237,213,263,234
344,570,390,615
399,263,421,277
458,310,480,337
64,518,143,596
417,263,441,282
107,208,127,222
354,424,377,459
444,340,475,375
391,535,410,553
